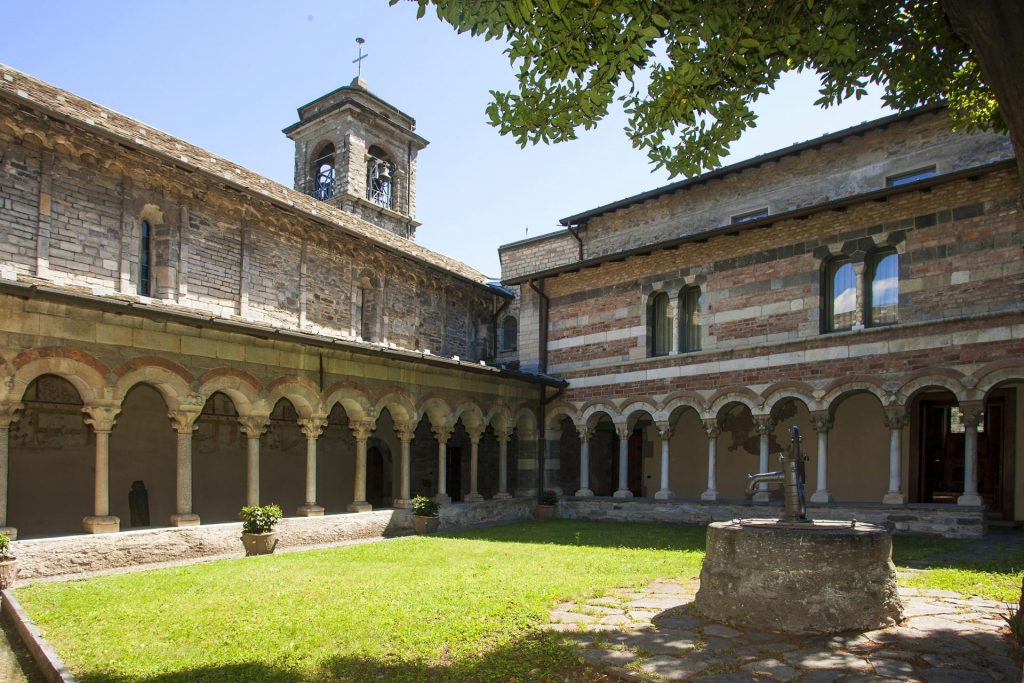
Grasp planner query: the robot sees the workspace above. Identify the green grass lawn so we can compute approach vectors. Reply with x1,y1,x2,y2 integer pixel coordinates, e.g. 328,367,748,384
13,521,1024,682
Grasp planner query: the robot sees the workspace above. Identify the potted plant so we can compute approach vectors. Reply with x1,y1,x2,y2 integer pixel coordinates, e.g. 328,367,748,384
239,503,282,556
410,495,440,535
536,489,558,520
0,534,16,590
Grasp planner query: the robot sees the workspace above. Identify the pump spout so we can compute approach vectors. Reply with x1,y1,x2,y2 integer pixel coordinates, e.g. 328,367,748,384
747,471,784,494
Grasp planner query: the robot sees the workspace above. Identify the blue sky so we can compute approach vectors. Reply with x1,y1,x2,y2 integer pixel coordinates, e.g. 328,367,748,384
4,1,892,277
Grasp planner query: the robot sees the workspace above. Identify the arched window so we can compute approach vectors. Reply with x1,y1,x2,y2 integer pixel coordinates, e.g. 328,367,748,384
138,219,152,297
866,249,898,326
367,145,393,209
679,286,703,352
647,291,670,357
354,273,381,342
312,143,336,200
502,316,518,352
825,258,856,332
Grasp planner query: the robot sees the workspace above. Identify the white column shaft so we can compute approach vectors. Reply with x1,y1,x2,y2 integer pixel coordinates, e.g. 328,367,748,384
400,439,411,501
816,429,828,493
963,425,978,496
758,431,769,493
353,439,368,503
176,431,193,515
94,431,111,517
498,439,508,494
437,441,448,496
659,438,670,492
580,440,591,491
304,437,318,506
617,437,629,491
707,436,717,492
0,426,9,528
469,440,479,495
888,427,901,494
246,435,260,507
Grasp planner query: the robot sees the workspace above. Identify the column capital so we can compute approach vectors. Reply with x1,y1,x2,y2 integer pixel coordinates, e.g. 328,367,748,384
655,420,673,440
238,414,271,439
168,406,203,434
810,411,833,434
298,415,329,440
576,425,594,443
959,401,985,428
0,401,24,428
495,427,512,444
883,406,908,430
753,415,774,435
83,402,121,433
702,418,721,439
466,424,485,444
394,421,416,443
432,422,453,444
349,419,376,442
614,423,631,440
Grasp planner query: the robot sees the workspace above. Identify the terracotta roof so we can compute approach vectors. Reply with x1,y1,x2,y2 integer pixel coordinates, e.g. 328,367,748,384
0,64,489,286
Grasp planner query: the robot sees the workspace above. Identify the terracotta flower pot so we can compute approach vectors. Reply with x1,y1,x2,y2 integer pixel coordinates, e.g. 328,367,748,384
241,531,279,556
0,558,17,590
535,504,556,520
411,515,439,535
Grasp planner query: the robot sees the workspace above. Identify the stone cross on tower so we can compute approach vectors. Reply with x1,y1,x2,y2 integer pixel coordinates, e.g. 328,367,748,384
353,37,368,79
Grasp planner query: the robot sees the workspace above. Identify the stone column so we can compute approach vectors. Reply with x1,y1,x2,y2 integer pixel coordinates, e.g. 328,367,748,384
543,427,563,494
752,416,772,504
168,407,202,527
613,424,633,498
574,426,594,497
465,426,484,502
701,419,720,501
882,407,907,504
433,423,453,504
296,416,328,516
83,402,122,533
515,428,537,497
494,429,512,499
958,402,985,506
852,261,866,330
810,411,833,504
393,423,414,508
347,419,374,512
0,402,24,539
654,421,674,500
238,415,270,508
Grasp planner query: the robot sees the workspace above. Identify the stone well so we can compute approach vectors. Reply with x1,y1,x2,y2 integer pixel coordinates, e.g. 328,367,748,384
694,519,903,634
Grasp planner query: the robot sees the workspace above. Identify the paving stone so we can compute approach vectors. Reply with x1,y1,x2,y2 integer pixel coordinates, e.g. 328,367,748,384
741,658,799,680
539,622,580,632
792,670,843,683
654,612,702,630
869,656,920,680
628,610,660,621
600,614,634,626
588,596,623,606
581,605,625,616
600,648,640,666
869,649,918,662
900,599,960,617
551,610,597,624
784,649,870,671
639,654,710,680
916,589,964,599
647,581,688,595
623,631,700,655
692,673,759,682
916,668,993,683
704,624,743,639
629,596,687,610
703,636,739,652
905,614,968,632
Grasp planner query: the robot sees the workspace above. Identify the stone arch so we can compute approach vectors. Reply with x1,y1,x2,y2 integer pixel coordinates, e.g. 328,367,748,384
8,351,109,405
196,370,262,417
373,389,418,427
619,398,659,429
761,381,820,416
545,402,579,432
452,402,485,431
580,401,619,429
512,405,538,438
821,377,890,414
264,377,323,419
896,371,968,405
322,382,374,422
420,396,454,430
708,389,762,421
969,363,1024,401
112,360,194,411
484,405,513,435
660,391,707,423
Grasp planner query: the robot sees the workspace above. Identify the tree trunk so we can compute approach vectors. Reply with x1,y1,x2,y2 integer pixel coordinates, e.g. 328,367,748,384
941,0,1024,185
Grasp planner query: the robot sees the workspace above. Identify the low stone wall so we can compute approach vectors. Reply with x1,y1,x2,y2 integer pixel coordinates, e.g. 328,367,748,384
559,497,986,538
11,498,536,582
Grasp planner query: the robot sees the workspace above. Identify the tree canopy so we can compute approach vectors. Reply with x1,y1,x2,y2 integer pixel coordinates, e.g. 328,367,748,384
397,0,1022,180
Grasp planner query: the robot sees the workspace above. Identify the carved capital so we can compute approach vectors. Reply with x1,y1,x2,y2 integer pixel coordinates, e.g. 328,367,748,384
576,425,594,443
238,415,271,439
753,415,774,436
83,402,121,433
655,420,673,441
168,406,203,434
394,422,416,443
0,401,24,429
959,401,985,429
809,411,833,434
614,423,631,440
298,416,328,440
432,422,453,444
883,406,907,431
702,419,721,439
349,419,375,442
494,427,512,444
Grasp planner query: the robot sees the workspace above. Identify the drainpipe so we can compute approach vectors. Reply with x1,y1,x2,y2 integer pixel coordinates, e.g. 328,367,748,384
529,278,552,497
565,222,584,261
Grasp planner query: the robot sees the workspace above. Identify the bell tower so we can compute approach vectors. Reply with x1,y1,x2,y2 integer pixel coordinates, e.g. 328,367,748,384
283,73,429,239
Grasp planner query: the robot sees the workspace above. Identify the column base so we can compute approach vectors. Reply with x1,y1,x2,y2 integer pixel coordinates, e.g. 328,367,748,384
346,501,372,513
392,498,411,509
433,493,451,505
810,490,833,504
752,491,771,504
0,527,17,541
296,505,325,517
957,493,984,507
464,493,484,502
613,489,634,499
492,492,512,500
83,515,120,534
882,492,907,505
654,489,674,500
169,513,201,527
574,488,594,498
701,489,720,502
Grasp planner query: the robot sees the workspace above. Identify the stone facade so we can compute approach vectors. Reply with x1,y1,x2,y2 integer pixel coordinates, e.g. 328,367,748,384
499,106,1024,528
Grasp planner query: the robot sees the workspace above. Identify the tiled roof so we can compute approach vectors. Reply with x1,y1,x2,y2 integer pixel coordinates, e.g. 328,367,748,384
0,64,488,286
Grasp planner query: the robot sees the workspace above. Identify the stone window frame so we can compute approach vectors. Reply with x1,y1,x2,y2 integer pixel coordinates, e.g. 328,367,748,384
310,141,338,201
864,247,900,328
366,144,395,210
352,269,383,343
678,285,703,353
646,291,672,357
885,165,936,188
820,234,906,334
136,203,174,301
501,315,518,352
731,207,769,225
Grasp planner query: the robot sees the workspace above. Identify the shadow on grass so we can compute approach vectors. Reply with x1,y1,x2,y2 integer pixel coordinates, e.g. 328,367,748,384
893,534,1024,572
442,519,707,553
74,632,591,683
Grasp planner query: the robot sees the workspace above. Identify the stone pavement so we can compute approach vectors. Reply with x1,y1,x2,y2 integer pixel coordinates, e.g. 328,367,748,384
543,579,1022,682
